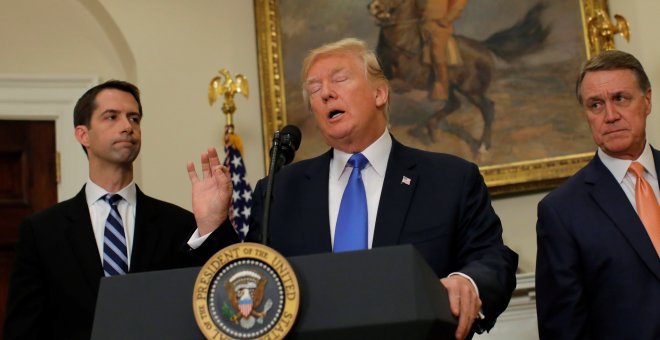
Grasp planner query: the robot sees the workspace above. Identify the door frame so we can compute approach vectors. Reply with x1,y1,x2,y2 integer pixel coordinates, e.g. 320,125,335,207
0,75,98,201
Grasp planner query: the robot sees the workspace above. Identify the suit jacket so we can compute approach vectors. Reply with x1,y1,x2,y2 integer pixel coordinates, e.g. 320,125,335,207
4,185,238,340
247,137,517,332
536,148,660,339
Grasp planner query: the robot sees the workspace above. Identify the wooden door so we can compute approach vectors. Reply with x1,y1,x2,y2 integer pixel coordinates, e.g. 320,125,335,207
0,120,57,333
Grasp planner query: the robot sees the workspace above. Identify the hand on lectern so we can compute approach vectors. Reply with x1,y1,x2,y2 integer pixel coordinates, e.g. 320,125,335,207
440,276,482,340
187,146,232,236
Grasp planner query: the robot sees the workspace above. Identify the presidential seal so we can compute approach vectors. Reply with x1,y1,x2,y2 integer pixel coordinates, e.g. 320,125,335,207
193,243,299,339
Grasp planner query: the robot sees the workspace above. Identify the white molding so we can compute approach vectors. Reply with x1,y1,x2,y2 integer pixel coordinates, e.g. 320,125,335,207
475,273,538,339
0,75,98,201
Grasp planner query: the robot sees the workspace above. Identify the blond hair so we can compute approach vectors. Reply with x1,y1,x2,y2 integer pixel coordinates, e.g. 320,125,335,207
300,37,390,115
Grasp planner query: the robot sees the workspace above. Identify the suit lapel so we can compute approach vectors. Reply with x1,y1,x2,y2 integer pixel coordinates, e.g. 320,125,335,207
587,155,660,280
300,151,333,253
65,186,103,290
373,138,417,247
130,186,161,272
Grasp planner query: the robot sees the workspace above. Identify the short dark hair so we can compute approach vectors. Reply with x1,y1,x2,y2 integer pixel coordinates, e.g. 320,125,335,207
576,50,651,104
73,80,142,155
73,79,142,128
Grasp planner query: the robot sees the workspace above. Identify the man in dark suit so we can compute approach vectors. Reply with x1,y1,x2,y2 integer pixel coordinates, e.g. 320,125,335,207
4,80,238,339
536,50,660,339
242,37,517,339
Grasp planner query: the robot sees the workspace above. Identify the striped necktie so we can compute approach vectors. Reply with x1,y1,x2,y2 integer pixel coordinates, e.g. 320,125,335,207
334,153,369,252
102,194,129,276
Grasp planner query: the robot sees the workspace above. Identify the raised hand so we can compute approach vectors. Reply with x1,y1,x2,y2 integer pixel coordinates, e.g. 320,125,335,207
187,147,232,235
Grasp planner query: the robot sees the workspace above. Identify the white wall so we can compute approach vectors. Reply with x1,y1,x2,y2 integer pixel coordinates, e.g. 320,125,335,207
0,0,264,208
609,0,660,147
0,0,122,200
95,0,263,208
1,0,658,274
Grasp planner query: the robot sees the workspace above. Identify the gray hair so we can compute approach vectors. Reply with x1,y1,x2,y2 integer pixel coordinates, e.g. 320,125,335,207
576,50,650,104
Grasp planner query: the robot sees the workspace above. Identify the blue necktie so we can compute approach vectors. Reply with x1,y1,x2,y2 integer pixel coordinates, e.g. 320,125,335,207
102,194,128,276
334,153,369,252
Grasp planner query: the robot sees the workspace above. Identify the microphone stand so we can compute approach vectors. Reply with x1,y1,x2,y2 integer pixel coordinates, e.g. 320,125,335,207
261,131,281,246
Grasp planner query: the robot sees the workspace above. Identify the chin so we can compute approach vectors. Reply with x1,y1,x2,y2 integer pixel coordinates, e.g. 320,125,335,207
115,150,139,163
603,144,637,158
324,127,353,141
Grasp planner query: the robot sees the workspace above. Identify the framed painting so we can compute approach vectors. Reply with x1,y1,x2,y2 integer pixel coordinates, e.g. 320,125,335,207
254,0,619,195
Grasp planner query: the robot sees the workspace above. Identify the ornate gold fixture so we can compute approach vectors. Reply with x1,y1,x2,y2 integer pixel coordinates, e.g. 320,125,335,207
208,68,249,132
582,0,629,58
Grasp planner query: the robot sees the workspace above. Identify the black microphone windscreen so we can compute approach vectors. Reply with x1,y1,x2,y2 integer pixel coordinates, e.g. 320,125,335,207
280,125,302,151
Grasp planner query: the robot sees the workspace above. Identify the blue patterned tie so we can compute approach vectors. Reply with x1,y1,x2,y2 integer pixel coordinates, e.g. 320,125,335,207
334,153,369,252
102,194,128,276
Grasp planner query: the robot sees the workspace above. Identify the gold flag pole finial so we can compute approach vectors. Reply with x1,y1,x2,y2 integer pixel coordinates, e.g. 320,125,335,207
208,68,250,133
584,1,630,57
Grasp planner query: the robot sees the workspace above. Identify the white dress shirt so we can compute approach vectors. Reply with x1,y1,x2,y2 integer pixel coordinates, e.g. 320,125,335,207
328,130,391,249
85,180,137,267
85,179,208,267
598,142,660,210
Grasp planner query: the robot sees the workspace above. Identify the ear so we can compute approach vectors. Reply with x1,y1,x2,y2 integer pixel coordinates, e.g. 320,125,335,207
644,87,652,116
74,125,90,149
374,83,389,108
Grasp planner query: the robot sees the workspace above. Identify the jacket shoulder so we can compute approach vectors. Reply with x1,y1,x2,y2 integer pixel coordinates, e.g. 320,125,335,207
396,143,478,176
541,160,593,205
22,195,81,223
138,193,193,218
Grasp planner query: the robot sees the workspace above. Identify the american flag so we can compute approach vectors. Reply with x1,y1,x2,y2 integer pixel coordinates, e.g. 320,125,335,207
223,125,252,241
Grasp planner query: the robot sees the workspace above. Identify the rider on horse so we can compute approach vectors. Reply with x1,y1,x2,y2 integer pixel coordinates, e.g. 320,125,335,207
420,0,468,101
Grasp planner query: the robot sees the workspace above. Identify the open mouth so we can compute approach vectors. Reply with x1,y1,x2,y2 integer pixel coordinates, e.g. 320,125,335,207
328,109,345,119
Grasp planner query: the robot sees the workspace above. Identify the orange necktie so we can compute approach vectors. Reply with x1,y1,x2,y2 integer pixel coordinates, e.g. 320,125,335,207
628,162,660,256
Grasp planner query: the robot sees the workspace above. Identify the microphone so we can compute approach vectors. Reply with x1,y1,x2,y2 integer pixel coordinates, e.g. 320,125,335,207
270,125,302,169
261,125,302,245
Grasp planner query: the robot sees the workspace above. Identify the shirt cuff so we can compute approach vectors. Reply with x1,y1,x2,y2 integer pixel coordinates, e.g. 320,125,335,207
187,229,211,249
448,272,485,319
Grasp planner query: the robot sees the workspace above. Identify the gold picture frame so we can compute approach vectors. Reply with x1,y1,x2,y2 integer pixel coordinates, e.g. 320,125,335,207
254,0,619,196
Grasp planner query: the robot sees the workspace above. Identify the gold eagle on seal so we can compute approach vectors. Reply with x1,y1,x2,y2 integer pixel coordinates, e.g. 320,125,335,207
224,270,269,326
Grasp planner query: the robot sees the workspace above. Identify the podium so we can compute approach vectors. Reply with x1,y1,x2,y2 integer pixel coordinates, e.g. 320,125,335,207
91,244,456,339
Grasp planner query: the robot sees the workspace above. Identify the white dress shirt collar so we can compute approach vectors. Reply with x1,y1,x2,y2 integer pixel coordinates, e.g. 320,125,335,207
85,179,137,206
331,129,392,177
598,142,657,183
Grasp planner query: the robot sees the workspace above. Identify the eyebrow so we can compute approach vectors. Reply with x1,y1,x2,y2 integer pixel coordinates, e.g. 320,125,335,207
609,91,628,97
101,109,141,117
585,90,631,102
306,66,347,84
101,109,120,115
584,94,602,101
305,78,320,87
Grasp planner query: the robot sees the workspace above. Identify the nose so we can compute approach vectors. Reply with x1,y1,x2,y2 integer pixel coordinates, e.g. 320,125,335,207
320,83,337,103
120,114,134,134
603,102,620,123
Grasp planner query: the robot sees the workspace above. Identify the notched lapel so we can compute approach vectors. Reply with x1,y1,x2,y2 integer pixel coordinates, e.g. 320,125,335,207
300,153,333,253
588,160,660,281
373,142,417,247
65,189,103,291
130,188,162,272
